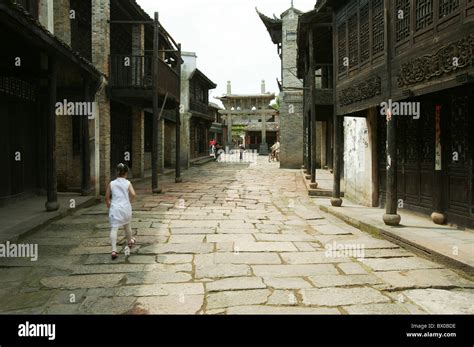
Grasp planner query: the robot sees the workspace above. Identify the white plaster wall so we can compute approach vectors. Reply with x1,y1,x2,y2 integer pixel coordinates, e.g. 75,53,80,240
343,116,373,206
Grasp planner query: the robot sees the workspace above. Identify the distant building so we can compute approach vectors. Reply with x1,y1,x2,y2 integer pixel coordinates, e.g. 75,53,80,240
257,4,304,168
208,102,226,146
180,52,217,166
216,81,279,153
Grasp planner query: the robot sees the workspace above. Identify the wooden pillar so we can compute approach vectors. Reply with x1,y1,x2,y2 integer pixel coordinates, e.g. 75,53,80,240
175,44,182,183
259,113,269,155
45,57,59,211
81,78,92,196
227,114,233,148
303,49,310,174
331,115,343,207
331,11,343,207
309,29,318,188
152,12,162,194
431,104,446,224
382,0,400,226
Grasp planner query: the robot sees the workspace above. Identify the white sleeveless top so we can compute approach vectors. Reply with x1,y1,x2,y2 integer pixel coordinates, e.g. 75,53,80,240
109,178,132,228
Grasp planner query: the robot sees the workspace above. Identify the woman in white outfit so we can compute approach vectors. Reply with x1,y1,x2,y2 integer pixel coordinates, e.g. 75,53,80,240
105,163,137,260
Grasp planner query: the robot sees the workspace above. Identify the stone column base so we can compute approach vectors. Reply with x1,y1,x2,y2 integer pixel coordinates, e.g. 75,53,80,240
330,198,343,207
45,201,60,212
383,213,401,226
152,188,163,195
431,212,447,225
259,142,269,155
309,182,318,189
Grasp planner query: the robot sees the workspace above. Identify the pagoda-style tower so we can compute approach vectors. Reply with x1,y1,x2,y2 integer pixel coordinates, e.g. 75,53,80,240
257,5,304,169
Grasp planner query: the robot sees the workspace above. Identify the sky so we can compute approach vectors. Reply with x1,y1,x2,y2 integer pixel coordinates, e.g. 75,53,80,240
137,0,316,105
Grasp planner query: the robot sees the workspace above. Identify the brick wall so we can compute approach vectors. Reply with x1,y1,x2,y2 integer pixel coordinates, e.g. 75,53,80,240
279,91,304,169
53,0,71,45
279,9,304,169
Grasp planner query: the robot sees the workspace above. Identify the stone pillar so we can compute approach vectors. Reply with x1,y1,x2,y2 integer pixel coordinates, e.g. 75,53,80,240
81,80,92,195
157,117,165,173
53,0,71,45
180,112,191,169
259,113,269,155
92,0,111,194
321,121,327,168
279,8,304,169
132,108,144,178
227,114,233,149
38,0,54,33
45,58,59,211
316,121,323,168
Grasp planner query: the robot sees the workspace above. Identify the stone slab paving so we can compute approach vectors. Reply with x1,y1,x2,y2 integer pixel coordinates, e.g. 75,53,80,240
0,157,473,314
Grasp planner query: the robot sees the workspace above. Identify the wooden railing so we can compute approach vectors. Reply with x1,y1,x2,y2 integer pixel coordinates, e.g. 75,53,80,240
189,100,209,115
315,64,333,89
109,54,180,99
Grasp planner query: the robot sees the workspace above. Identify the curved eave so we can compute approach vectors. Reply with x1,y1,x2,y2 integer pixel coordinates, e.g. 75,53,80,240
256,7,282,45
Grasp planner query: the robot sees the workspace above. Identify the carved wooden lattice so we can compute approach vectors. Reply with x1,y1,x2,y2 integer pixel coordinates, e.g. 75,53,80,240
398,34,474,87
420,105,434,163
348,13,359,66
415,0,434,31
379,115,387,164
0,77,36,101
396,0,411,42
359,2,370,63
338,22,347,73
439,0,459,18
405,117,419,163
339,76,381,106
372,0,385,55
450,96,470,164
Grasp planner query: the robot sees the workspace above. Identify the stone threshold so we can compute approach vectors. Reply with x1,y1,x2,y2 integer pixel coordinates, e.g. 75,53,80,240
312,197,474,276
300,169,344,197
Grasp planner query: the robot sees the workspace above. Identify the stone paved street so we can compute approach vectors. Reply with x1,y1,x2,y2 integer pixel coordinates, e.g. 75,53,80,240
1,158,473,314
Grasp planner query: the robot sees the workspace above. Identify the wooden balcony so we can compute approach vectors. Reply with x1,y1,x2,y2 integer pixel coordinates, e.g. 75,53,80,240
315,64,334,106
189,100,211,118
109,54,180,108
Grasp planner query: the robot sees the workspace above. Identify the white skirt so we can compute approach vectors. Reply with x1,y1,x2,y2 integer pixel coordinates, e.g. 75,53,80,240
109,202,132,228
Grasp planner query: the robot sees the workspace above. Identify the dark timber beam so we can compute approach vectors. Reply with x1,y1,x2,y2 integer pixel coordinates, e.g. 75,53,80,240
152,12,162,194
431,104,447,225
331,10,343,207
81,77,92,196
309,29,318,189
382,0,401,226
175,43,182,184
45,57,59,212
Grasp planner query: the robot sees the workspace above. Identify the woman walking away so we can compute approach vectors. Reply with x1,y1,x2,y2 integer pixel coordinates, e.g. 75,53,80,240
106,163,137,260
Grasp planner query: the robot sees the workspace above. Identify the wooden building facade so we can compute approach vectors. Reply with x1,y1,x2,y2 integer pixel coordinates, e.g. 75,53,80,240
0,0,101,209
188,69,216,159
0,0,183,211
315,0,474,226
297,8,336,190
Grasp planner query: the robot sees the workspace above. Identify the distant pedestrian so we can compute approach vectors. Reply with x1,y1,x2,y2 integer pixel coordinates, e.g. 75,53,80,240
215,143,224,162
105,163,137,260
239,144,245,161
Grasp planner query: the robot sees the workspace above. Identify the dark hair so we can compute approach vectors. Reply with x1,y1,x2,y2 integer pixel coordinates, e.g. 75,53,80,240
117,163,129,177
